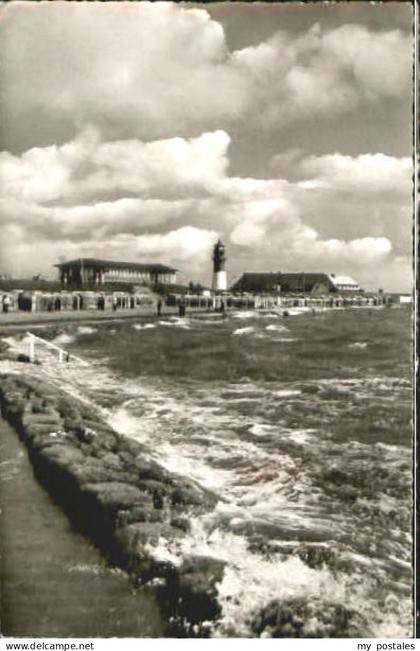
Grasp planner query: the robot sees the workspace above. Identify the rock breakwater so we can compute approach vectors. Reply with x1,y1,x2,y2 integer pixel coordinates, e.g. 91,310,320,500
0,372,225,635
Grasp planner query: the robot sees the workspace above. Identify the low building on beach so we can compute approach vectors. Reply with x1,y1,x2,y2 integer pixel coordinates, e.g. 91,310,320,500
0,287,156,314
54,258,177,287
230,272,361,294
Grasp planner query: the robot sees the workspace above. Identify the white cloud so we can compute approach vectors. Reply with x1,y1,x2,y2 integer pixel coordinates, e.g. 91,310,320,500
0,129,412,291
111,226,218,261
0,4,412,146
0,3,247,143
230,198,298,246
232,22,412,128
0,128,231,205
297,153,413,195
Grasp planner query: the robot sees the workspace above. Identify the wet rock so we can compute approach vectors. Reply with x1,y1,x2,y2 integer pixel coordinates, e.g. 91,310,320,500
115,435,145,459
30,431,71,451
0,372,223,632
296,544,336,569
82,482,146,515
76,424,97,444
134,456,173,483
29,396,48,414
116,505,162,528
88,429,119,455
16,353,32,364
116,522,182,581
61,417,84,433
78,482,151,551
138,479,171,495
71,459,134,487
251,598,368,638
0,350,29,363
23,422,57,440
160,555,226,626
22,412,62,433
3,398,29,419
0,339,10,352
41,443,86,470
171,483,208,507
82,418,115,434
323,467,350,485
78,404,101,421
57,399,81,421
80,442,94,455
170,516,191,533
117,521,178,549
101,451,123,469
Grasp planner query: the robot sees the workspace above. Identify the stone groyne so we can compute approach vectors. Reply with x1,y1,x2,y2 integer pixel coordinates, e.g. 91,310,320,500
0,372,225,636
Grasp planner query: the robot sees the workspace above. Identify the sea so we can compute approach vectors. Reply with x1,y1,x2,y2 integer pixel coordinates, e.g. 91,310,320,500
3,305,414,637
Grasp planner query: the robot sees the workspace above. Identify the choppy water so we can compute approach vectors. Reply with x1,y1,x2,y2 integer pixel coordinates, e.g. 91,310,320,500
2,306,413,637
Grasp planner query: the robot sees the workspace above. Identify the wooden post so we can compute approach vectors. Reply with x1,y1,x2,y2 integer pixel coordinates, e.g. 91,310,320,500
28,334,35,363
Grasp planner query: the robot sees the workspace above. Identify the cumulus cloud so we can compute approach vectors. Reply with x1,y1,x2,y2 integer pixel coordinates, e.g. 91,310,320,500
0,127,230,205
297,152,413,195
106,226,218,264
0,3,412,149
233,22,411,128
0,126,411,291
0,2,246,146
0,3,412,292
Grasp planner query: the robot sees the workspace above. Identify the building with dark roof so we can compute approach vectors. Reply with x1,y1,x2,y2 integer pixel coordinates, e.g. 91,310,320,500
231,272,361,294
55,258,177,287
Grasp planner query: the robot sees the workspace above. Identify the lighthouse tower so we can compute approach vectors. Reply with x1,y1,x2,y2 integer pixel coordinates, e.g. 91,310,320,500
212,239,227,292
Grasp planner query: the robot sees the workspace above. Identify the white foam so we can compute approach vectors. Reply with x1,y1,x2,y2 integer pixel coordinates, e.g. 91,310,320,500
2,335,25,350
132,323,156,331
274,389,302,398
231,311,256,320
194,319,223,326
248,423,276,437
77,326,97,335
265,324,290,333
287,429,316,445
158,318,190,329
174,520,349,637
232,326,255,336
52,333,76,346
348,342,368,349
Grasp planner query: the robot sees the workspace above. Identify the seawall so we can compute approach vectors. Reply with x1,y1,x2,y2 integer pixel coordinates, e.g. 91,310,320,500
0,371,225,636
0,416,165,637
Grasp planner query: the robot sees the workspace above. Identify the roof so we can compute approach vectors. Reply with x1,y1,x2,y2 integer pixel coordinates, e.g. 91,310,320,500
231,271,362,293
54,258,177,273
328,275,359,287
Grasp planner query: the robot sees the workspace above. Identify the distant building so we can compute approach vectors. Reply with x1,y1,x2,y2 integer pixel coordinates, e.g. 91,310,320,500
212,240,227,292
55,258,177,287
231,272,361,294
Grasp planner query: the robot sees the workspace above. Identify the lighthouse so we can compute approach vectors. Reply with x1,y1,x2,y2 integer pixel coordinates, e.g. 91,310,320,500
212,239,227,292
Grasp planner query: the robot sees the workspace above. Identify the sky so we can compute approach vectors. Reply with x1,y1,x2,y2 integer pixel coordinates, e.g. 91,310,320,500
0,1,414,291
